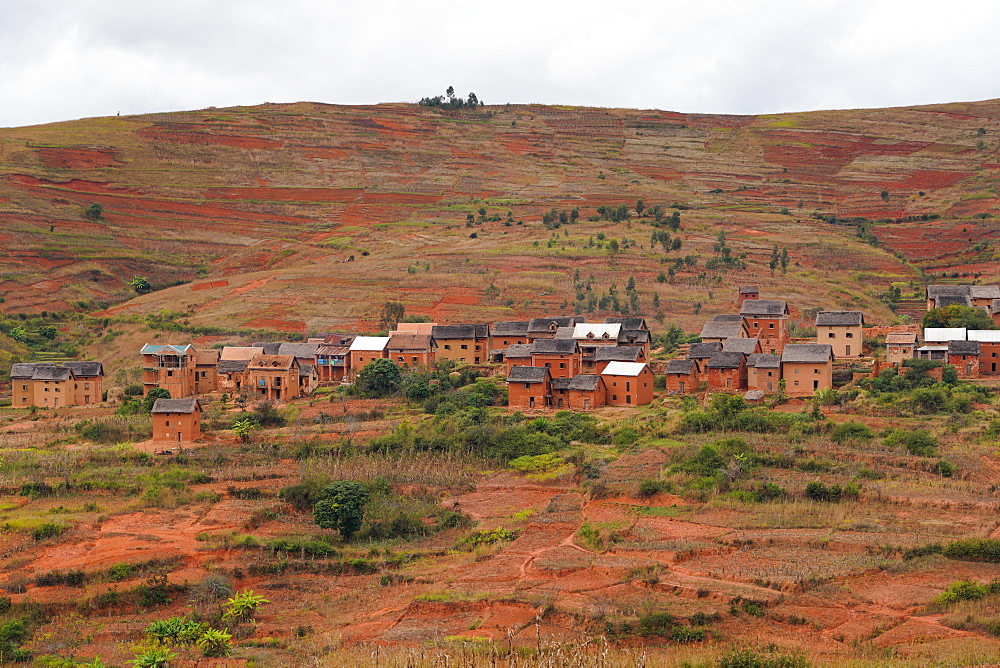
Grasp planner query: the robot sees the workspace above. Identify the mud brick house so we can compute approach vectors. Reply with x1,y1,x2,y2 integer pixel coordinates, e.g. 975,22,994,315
687,342,723,375
348,336,390,377
948,340,981,377
502,344,533,373
565,375,606,410
151,398,202,445
278,342,320,367
193,349,220,394
885,332,917,365
699,314,747,344
601,361,654,406
526,317,585,341
489,321,531,350
506,366,551,409
431,324,489,364
706,351,747,391
926,285,1000,311
746,353,781,392
780,344,834,397
387,332,436,367
529,338,580,379
665,358,698,394
815,311,864,358
591,345,644,374
217,359,249,393
969,331,1000,375
722,337,762,356
141,344,200,398
740,300,789,354
246,355,301,403
316,335,354,382
393,322,437,336
10,361,104,408
738,286,759,307
570,323,621,369
605,317,652,356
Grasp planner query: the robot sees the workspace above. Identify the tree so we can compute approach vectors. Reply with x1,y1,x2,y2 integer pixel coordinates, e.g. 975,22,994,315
379,301,405,331
313,481,370,540
923,304,995,330
356,358,402,397
221,589,269,624
780,248,789,274
38,324,57,340
769,245,780,276
9,327,26,342
83,203,103,221
232,418,257,444
142,387,170,412
128,276,152,295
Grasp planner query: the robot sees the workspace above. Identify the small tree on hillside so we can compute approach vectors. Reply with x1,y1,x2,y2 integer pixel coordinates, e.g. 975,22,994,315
313,481,370,541
356,358,402,397
142,387,171,412
378,301,405,331
128,276,152,295
83,203,103,221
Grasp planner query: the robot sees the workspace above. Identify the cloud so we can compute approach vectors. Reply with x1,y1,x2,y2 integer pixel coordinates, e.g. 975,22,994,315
1,0,998,128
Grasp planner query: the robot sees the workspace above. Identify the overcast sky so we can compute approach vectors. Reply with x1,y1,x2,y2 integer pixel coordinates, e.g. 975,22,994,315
1,0,998,129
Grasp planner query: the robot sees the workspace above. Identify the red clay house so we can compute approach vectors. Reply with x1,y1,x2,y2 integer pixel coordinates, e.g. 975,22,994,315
601,361,654,406
151,398,202,445
506,366,552,410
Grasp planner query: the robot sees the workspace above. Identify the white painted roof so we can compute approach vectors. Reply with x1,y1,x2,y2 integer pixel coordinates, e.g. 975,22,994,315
968,330,1000,342
923,327,966,342
573,323,621,339
601,361,647,377
916,345,948,351
349,336,391,352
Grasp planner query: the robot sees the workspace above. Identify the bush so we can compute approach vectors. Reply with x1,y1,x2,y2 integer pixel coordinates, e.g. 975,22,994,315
830,421,873,444
637,611,675,636
934,459,955,477
32,522,63,541
638,479,669,498
942,538,1000,562
935,580,996,604
805,482,841,502
883,429,937,456
718,650,811,668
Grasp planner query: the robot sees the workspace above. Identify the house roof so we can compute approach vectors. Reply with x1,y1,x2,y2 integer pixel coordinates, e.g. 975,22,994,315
927,285,970,299
490,321,530,337
722,338,761,355
387,332,434,350
349,336,391,352
618,329,650,344
29,365,71,381
247,355,297,370
923,327,966,342
594,346,642,362
195,350,219,365
968,330,1000,342
531,338,578,355
9,363,41,378
151,398,200,414
740,299,788,316
62,361,104,377
992,299,1000,315
949,340,981,355
781,344,834,364
601,361,648,377
568,375,603,391
316,345,350,356
747,353,781,369
553,326,576,339
739,286,759,294
506,366,550,383
688,341,723,359
322,334,355,346
141,343,193,355
218,359,249,374
278,342,320,359
665,359,696,375
551,378,572,391
604,317,648,331
572,323,621,340
432,324,489,339
392,322,437,336
503,344,533,359
936,293,972,308
886,332,918,345
706,351,744,369
815,311,864,327
220,346,265,361
251,342,282,355
527,316,584,333
699,319,744,340
971,285,1000,300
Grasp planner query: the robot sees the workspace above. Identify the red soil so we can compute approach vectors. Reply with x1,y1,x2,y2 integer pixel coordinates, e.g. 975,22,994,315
37,146,121,169
191,280,230,291
137,127,283,149
241,318,306,332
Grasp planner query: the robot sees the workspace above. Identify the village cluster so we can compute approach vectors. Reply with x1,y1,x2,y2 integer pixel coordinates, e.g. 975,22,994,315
7,284,1000,445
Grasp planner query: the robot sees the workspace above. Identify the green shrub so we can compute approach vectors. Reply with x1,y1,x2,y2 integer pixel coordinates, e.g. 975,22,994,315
20,481,55,497
728,482,786,503
934,459,955,477
718,649,811,668
943,538,1000,562
805,482,841,502
457,527,518,550
903,543,943,560
830,421,873,444
669,626,705,643
637,611,675,636
32,522,63,541
883,429,937,456
936,580,993,604
638,479,669,498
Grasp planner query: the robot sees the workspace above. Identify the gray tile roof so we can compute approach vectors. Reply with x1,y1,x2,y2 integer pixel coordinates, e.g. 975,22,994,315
10,363,43,378
815,311,864,327
62,361,104,377
151,398,200,414
927,285,970,299
277,342,320,359
722,338,761,355
781,344,834,364
551,378,572,391
949,340,981,355
604,317,648,330
531,339,578,355
503,344,533,359
218,359,249,374
527,316,584,333
886,332,917,345
699,319,744,340
568,375,602,391
594,346,642,362
432,324,489,339
553,326,576,339
688,342,723,359
29,365,71,381
506,366,550,383
740,300,788,316
937,294,972,308
706,351,745,369
747,353,781,369
491,321,530,337
739,286,759,294
665,359,696,375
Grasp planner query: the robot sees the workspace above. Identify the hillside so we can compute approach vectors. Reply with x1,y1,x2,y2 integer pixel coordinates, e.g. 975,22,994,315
2,99,999,334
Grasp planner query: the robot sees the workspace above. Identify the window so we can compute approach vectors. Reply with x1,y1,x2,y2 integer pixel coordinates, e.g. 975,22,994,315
769,323,774,329
794,368,799,374
398,356,404,362
814,368,819,373
828,332,835,338
559,362,566,369
845,332,853,338
84,383,90,390
794,380,800,386
444,344,451,350
411,356,418,362
461,344,468,350
524,383,530,389
21,385,26,391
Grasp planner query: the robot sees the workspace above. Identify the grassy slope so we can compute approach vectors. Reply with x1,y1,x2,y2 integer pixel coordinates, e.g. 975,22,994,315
1,99,999,333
